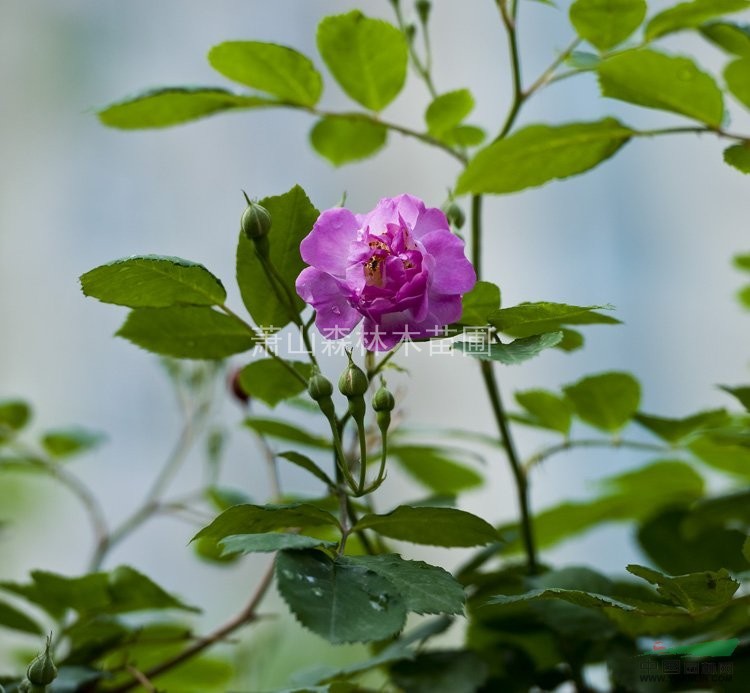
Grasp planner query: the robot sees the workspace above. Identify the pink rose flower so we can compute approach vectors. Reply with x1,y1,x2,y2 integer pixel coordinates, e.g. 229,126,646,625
295,194,476,351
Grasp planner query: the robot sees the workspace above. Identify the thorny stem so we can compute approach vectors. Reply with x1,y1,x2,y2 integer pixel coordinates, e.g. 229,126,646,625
524,438,670,473
107,560,277,693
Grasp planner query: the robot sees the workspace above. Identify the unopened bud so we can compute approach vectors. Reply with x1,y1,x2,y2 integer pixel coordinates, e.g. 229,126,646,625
372,383,395,413
443,202,465,230
26,635,57,687
416,0,431,24
338,355,369,398
241,193,272,241
308,372,334,401
405,23,417,42
228,368,250,406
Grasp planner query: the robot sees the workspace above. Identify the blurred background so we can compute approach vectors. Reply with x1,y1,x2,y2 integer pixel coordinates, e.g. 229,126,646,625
1,0,748,688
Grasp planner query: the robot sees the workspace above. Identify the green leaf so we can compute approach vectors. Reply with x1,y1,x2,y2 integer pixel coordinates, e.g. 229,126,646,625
206,485,253,511
341,554,465,616
99,87,275,129
192,503,340,543
236,185,319,329
626,564,739,610
0,400,31,432
720,384,750,410
725,57,750,109
354,506,499,547
457,281,501,326
563,371,641,432
208,41,322,106
486,588,635,612
106,565,200,613
515,389,572,434
569,0,647,51
489,301,620,338
567,51,602,70
425,89,474,135
689,433,750,477
734,252,750,271
278,451,335,486
244,417,330,449
310,115,387,166
700,21,750,57
389,445,483,494
276,549,407,643
41,428,106,459
317,11,408,111
220,533,336,555
597,49,725,127
443,125,486,147
0,599,42,634
723,142,750,173
116,306,253,359
635,408,729,443
80,255,226,308
456,332,563,365
744,536,750,563
391,650,489,693
238,359,311,408
557,328,585,352
646,0,750,40
456,118,632,195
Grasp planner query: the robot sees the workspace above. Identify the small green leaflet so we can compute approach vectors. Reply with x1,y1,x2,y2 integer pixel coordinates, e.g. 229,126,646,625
563,371,641,432
455,332,563,365
208,41,322,106
354,505,499,547
515,389,572,435
316,11,408,112
719,384,750,410
597,49,724,127
724,57,750,109
116,306,254,359
457,281,501,326
277,451,335,487
645,0,750,40
723,142,750,173
425,89,475,135
700,22,750,58
310,115,387,165
41,428,106,458
98,87,275,129
219,533,336,555
569,0,647,51
238,359,311,408
244,417,331,449
389,445,483,494
490,301,619,337
635,409,729,443
0,599,43,635
276,549,407,644
80,255,226,308
457,119,632,195
0,400,31,431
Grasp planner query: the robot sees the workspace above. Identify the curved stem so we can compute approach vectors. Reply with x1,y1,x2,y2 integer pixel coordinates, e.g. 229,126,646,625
107,559,276,693
496,0,523,139
524,438,670,473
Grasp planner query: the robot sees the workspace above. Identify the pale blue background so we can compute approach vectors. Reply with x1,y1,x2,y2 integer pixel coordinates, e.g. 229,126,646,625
1,0,748,686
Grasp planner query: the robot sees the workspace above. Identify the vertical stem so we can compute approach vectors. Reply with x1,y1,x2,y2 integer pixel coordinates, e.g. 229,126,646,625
471,195,482,274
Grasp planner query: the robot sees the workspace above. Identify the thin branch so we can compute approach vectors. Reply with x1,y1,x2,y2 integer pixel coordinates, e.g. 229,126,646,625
524,438,671,473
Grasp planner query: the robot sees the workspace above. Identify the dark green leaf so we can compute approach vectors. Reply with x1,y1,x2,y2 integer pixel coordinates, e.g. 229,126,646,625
238,359,311,408
683,489,750,534
341,554,464,616
208,41,322,106
457,281,501,326
236,185,319,329
41,428,105,459
744,536,750,562
310,115,387,166
0,599,42,634
734,252,750,271
244,417,330,449
569,0,647,51
700,21,750,57
317,11,408,111
635,408,729,443
425,90,474,135
220,533,336,555
391,650,489,693
597,49,724,126
486,588,635,612
389,445,483,494
689,433,750,477
80,255,226,308
563,371,641,432
276,549,407,643
278,451,335,486
354,506,499,547
725,57,750,109
515,389,572,434
489,301,620,338
720,384,750,410
106,565,199,613
456,118,632,195
99,87,274,129
116,306,254,359
557,328,585,352
740,284,750,307
646,0,750,40
0,400,31,432
193,503,340,543
206,485,252,511
626,564,739,610
456,332,563,365
723,143,750,172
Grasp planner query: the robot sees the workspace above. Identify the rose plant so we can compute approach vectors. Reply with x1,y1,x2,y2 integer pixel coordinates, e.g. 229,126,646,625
2,1,750,692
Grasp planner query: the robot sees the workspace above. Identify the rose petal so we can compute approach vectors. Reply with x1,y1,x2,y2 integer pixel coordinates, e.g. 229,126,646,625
300,208,360,276
420,229,476,294
295,267,361,336
411,207,450,240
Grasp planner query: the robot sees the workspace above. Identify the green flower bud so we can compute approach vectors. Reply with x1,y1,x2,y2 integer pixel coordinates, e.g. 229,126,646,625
338,356,369,398
443,202,465,230
372,384,395,413
416,0,431,24
308,372,334,401
405,23,417,42
241,194,272,241
26,636,57,687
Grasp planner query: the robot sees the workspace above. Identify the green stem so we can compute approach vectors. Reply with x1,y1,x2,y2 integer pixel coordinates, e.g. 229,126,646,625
496,0,523,139
471,195,482,274
391,0,438,98
366,346,399,380
524,438,670,473
355,415,369,493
